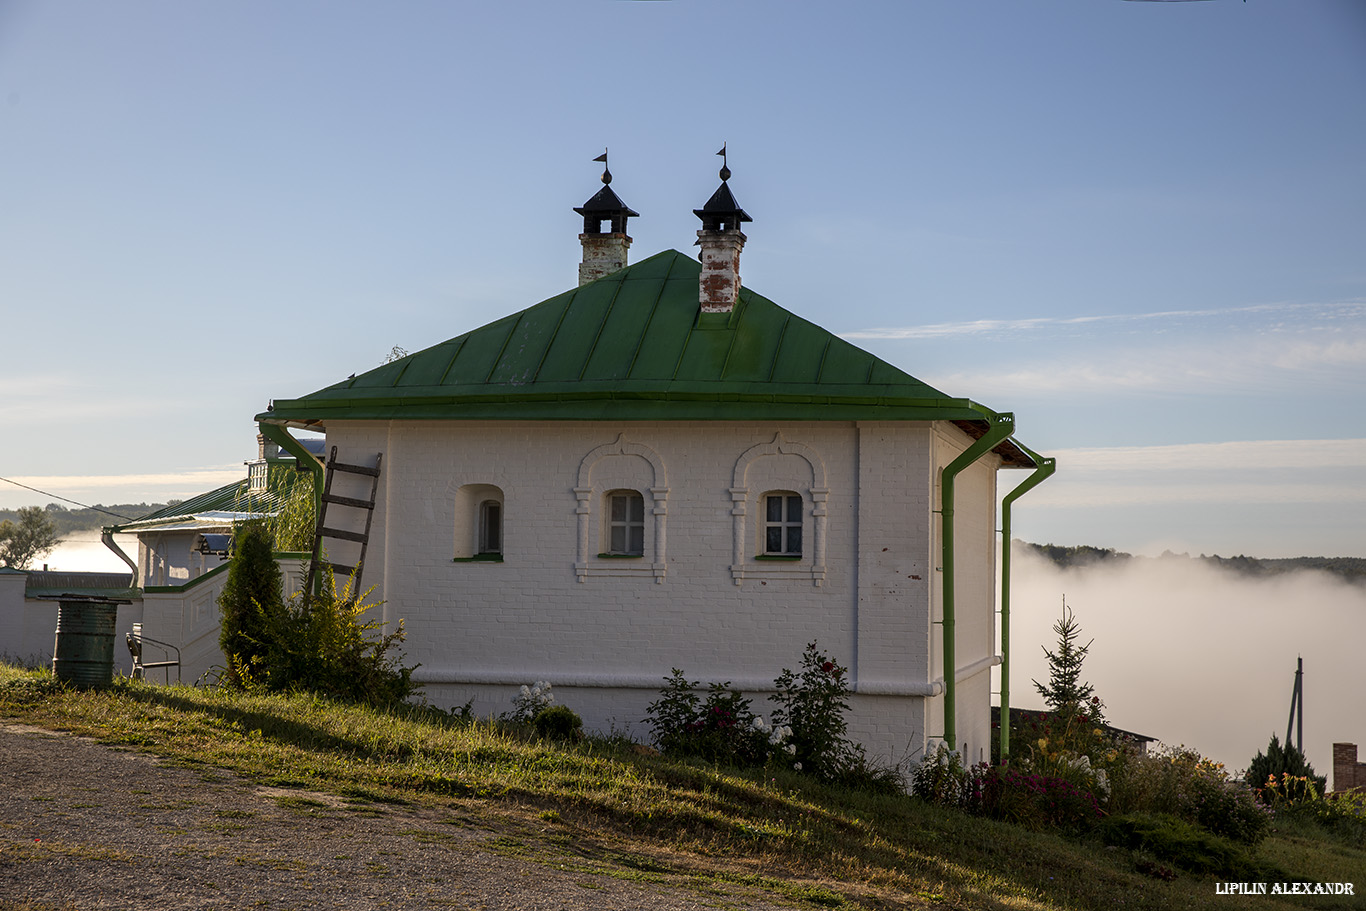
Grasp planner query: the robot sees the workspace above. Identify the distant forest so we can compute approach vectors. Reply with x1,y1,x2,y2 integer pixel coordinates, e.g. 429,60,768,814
0,503,170,535
1019,541,1366,587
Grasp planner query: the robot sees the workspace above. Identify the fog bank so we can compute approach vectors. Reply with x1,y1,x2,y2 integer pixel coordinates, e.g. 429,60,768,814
1003,550,1366,780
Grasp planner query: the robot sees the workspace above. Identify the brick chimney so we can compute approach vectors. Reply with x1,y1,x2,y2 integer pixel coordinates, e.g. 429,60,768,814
574,154,638,286
693,146,752,314
1333,742,1366,793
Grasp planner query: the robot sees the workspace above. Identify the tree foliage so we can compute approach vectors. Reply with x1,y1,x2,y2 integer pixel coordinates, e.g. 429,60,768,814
216,520,283,685
1245,734,1326,797
216,523,416,706
0,506,63,569
1033,599,1105,730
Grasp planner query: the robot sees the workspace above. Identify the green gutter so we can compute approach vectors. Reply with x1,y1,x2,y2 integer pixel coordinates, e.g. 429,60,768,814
258,422,325,520
998,445,1055,760
941,411,1015,755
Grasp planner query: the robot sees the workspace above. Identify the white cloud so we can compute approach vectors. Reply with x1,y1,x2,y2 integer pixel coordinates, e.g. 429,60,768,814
933,331,1366,396
1044,438,1366,472
3,467,245,494
841,299,1365,341
1010,438,1366,508
1027,480,1366,508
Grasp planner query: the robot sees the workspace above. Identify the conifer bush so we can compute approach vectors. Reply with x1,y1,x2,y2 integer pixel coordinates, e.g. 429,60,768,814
217,520,283,687
1244,734,1327,799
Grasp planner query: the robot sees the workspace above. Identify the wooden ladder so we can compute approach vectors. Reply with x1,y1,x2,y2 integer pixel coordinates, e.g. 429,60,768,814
305,446,382,598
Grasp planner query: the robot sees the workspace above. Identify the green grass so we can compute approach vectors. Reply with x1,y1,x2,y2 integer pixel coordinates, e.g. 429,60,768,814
2,665,1361,910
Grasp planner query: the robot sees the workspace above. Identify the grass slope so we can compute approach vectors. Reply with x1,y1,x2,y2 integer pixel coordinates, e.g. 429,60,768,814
1,668,1360,910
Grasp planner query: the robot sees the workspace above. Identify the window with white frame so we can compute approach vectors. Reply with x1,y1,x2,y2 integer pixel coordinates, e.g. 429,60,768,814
605,490,645,556
763,492,803,557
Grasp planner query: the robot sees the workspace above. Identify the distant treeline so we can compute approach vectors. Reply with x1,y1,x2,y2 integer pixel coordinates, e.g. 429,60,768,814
0,503,170,536
1020,541,1366,587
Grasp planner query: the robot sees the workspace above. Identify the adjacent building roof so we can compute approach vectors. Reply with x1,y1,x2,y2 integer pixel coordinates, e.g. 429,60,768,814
104,477,303,536
259,250,1036,466
22,571,139,602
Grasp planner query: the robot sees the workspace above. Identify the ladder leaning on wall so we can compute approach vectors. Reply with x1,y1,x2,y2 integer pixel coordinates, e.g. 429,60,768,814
304,446,382,598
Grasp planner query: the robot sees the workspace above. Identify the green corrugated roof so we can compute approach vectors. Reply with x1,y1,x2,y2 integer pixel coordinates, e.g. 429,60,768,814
106,475,306,535
261,250,1019,431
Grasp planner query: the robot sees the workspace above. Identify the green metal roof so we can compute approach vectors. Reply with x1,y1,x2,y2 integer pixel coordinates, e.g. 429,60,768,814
262,250,1019,423
105,474,306,535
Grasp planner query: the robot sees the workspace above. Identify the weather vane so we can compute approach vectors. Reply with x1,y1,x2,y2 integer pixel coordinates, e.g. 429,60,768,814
716,143,730,182
593,148,611,185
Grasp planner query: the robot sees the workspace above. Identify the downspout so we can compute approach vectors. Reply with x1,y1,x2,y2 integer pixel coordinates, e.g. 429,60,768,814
258,421,325,520
940,411,1014,755
101,530,140,586
998,446,1055,760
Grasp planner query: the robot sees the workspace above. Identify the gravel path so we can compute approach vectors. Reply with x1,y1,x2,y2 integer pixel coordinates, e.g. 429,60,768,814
0,724,799,910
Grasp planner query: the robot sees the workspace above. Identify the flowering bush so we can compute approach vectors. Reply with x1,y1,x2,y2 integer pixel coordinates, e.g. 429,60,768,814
909,744,979,809
647,644,898,789
645,670,784,767
1102,744,1269,845
770,642,860,781
980,766,1103,832
506,681,555,724
910,745,1102,831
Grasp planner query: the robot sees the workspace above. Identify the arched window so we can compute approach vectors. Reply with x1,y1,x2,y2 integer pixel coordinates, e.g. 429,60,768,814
763,492,803,557
604,490,645,556
454,484,504,562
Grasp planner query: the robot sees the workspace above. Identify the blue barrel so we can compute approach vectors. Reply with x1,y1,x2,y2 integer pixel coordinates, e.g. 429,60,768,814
52,600,119,687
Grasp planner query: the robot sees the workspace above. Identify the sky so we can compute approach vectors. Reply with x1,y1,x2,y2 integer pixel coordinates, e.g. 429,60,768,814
2,0,1364,560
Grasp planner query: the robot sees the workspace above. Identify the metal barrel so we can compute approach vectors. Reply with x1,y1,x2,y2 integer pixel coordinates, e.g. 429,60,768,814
52,600,119,687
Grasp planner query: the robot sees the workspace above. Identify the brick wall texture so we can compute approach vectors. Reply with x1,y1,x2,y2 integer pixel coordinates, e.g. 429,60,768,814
1333,742,1366,793
324,418,1003,768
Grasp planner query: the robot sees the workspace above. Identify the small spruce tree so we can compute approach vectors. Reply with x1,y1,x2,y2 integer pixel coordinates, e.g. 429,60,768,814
1033,598,1106,732
217,520,284,685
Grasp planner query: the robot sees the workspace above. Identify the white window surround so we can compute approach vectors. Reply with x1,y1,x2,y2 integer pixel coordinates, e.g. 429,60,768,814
574,434,669,583
729,433,828,587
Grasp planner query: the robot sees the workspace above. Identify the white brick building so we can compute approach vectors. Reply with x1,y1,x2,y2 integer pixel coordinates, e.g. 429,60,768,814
257,164,1053,767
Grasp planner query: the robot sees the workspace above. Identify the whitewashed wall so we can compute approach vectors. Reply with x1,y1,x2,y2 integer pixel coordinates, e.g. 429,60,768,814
324,418,1003,769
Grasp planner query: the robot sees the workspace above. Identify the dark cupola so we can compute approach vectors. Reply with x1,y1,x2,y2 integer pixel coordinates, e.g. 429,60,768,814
694,145,751,313
574,151,639,286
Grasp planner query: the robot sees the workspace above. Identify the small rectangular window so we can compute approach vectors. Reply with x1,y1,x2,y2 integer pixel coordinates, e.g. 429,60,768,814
478,500,502,555
763,493,802,556
607,491,645,556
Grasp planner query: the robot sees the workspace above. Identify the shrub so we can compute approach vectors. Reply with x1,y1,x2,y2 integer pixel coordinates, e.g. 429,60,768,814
217,520,284,686
223,565,418,708
506,681,555,724
1184,767,1270,845
1102,744,1269,845
1098,813,1288,880
1245,734,1327,799
980,765,1103,832
645,670,779,767
531,704,583,741
910,744,978,809
770,642,859,781
1271,783,1366,848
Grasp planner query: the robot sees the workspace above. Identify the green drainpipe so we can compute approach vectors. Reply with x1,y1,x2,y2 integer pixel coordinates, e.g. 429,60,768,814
998,446,1055,760
941,411,1014,755
258,422,324,520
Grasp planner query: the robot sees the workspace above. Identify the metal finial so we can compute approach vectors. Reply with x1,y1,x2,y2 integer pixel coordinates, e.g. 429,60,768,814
716,143,730,182
593,149,610,184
